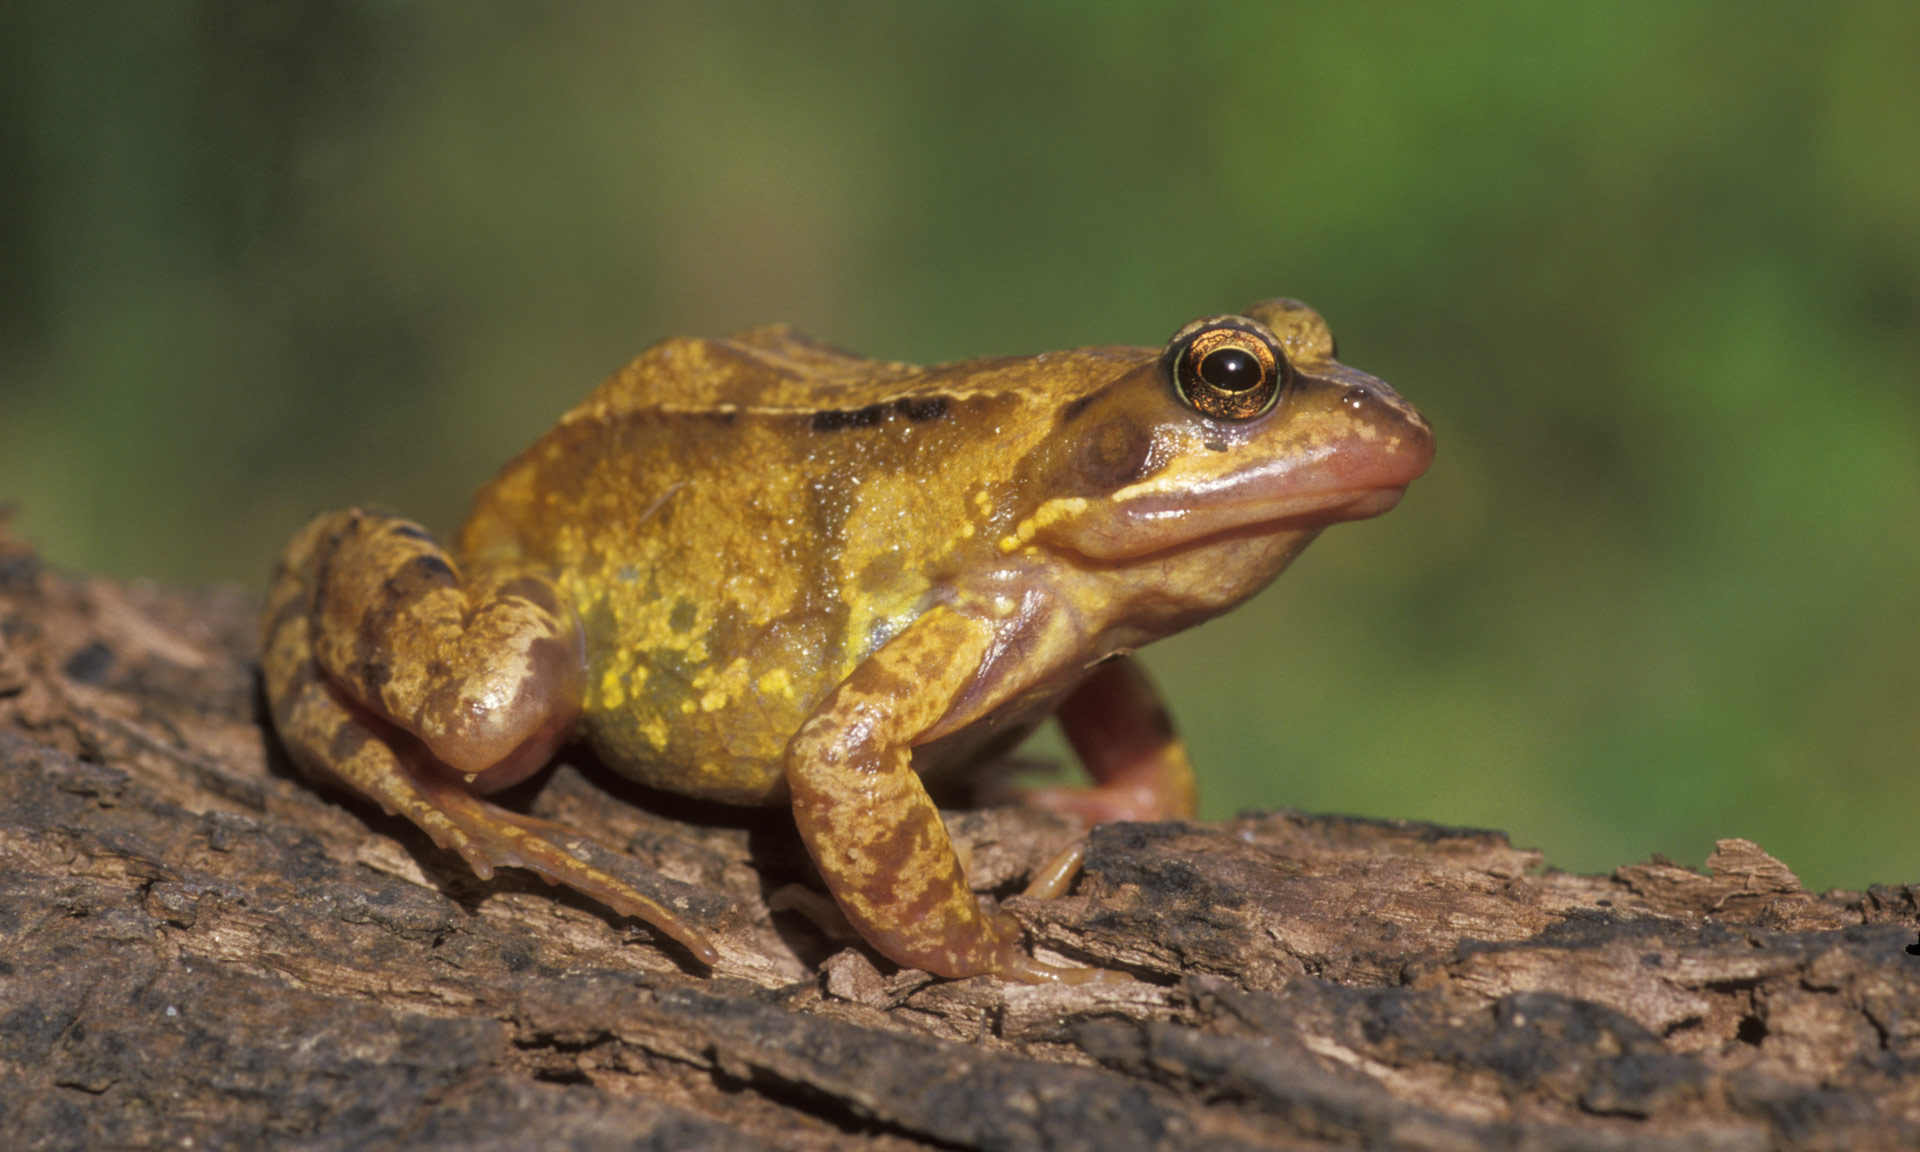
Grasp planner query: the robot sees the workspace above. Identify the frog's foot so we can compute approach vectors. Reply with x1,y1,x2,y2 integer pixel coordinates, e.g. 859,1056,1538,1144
788,607,1138,984
406,772,721,965
263,510,715,963
1022,838,1087,900
990,842,1132,984
266,637,717,963
779,845,1126,984
983,910,1133,986
365,746,719,964
995,951,1135,986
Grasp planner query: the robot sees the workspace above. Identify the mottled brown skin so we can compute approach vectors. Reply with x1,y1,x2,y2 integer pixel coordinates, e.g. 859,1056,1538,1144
263,299,1434,980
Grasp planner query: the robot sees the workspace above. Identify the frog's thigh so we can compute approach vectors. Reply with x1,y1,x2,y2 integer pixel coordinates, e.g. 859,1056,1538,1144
263,609,521,883
1036,655,1197,823
302,508,584,783
785,607,1023,979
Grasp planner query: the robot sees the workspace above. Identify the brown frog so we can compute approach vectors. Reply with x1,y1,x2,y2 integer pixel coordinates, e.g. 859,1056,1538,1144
262,299,1433,981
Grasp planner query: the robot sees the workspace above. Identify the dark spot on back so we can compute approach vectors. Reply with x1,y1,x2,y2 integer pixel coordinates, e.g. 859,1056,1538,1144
348,654,393,699
497,575,560,614
895,396,949,422
668,600,698,632
812,404,885,432
856,550,904,596
409,554,457,584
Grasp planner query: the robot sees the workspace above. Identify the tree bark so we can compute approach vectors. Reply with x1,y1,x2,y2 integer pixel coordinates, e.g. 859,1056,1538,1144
1,524,1915,1150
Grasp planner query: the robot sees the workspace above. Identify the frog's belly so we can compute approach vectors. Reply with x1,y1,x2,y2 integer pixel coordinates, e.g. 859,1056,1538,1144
558,546,1050,806
583,702,1055,809
564,547,935,804
579,659,1066,809
579,635,812,805
565,564,858,803
575,613,861,805
582,702,793,806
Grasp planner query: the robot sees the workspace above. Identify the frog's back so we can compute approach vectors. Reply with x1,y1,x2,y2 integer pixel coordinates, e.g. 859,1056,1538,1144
567,326,925,418
454,326,1140,802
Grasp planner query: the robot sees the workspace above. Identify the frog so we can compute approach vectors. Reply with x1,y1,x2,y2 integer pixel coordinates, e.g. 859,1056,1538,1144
261,298,1434,982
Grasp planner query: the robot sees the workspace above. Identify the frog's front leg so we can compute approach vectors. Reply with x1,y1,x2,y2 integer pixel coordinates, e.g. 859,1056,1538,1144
787,606,1104,982
263,509,717,963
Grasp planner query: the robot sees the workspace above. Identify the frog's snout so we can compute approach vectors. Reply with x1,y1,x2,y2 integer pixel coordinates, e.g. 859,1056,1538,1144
1289,364,1434,495
1349,381,1433,488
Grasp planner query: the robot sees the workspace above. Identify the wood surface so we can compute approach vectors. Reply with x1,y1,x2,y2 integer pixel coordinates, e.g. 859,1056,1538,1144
2,523,1916,1150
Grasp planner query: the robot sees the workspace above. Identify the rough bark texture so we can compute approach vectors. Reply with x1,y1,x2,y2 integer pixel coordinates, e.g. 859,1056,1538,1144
1,524,1917,1151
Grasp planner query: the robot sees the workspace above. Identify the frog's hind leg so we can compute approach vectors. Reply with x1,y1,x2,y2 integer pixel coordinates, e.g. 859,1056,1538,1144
262,509,718,964
292,508,585,786
1026,655,1197,824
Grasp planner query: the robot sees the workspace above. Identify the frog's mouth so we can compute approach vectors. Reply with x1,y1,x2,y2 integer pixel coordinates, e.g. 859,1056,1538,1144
1064,431,1433,561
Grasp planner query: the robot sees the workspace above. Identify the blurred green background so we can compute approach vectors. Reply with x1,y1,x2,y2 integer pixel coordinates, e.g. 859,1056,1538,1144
3,3,1916,891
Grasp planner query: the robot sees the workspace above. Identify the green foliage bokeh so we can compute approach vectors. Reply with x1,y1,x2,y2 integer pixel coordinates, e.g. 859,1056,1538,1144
2,3,1915,890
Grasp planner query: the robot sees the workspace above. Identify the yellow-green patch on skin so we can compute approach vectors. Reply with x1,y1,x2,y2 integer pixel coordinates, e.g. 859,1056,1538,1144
694,656,757,714
838,470,939,653
638,711,670,752
757,667,794,699
598,666,626,710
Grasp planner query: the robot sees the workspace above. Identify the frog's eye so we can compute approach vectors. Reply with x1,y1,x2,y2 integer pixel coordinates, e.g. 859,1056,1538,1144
1166,319,1288,421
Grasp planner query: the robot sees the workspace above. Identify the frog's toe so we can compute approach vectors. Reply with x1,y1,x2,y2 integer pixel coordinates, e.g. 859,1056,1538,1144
1021,839,1087,901
993,947,1136,986
971,908,1127,985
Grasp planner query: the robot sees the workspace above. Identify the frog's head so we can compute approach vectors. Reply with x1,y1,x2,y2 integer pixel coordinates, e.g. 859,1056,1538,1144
1008,299,1432,598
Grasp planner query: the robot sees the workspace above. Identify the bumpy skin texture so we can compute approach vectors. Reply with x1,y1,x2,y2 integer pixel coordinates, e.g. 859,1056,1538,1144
263,299,1434,980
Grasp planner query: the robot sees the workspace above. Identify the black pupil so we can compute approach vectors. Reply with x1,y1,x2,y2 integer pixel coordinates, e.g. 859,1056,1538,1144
1198,346,1261,392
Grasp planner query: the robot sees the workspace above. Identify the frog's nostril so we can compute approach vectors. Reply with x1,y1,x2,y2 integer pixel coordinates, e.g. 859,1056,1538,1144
1340,386,1371,411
